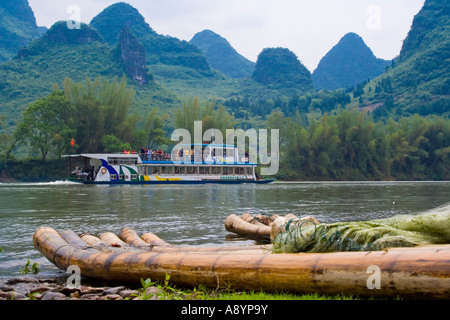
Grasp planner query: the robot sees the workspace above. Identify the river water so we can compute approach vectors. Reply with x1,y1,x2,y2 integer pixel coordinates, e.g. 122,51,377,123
0,180,449,280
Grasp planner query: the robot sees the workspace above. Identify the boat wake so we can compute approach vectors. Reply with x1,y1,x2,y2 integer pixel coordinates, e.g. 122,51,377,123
0,180,80,187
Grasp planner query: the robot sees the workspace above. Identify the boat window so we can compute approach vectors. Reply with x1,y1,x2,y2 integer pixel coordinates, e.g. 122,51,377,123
167,167,174,175
107,157,138,166
211,167,221,175
108,158,118,165
187,167,198,175
131,174,137,180
223,167,230,175
199,167,209,175
110,174,118,180
151,167,159,175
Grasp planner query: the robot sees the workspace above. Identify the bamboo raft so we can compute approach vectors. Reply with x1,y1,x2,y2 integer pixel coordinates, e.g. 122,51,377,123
33,226,450,299
224,213,320,243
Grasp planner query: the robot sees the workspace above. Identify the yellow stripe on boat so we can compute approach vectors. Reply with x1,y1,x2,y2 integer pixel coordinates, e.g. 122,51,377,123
155,175,182,182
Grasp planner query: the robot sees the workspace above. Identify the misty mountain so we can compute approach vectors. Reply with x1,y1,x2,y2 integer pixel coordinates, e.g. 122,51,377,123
190,29,255,79
312,33,391,91
90,2,211,75
252,47,314,93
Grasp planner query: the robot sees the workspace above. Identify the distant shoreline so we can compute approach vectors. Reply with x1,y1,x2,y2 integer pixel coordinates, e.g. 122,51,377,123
1,158,449,184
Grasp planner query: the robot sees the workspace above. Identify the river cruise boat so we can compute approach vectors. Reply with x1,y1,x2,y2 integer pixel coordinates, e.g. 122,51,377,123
66,144,273,185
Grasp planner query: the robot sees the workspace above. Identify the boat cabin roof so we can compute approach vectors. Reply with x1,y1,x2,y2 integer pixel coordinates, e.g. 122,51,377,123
64,154,143,163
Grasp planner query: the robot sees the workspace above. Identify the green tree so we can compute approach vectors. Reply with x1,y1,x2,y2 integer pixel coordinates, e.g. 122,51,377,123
142,108,170,150
101,135,131,153
174,98,236,138
307,114,340,178
64,76,135,153
15,90,72,160
0,115,10,159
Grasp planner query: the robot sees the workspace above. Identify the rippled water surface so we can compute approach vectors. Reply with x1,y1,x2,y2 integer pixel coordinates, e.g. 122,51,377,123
1,180,449,278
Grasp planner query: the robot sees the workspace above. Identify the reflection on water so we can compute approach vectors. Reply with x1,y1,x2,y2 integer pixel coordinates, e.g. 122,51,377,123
0,181,449,278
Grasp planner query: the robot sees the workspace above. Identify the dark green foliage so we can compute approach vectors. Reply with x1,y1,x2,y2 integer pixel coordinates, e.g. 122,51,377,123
64,77,136,153
15,90,73,160
42,21,101,45
174,98,236,137
275,110,450,181
6,76,172,159
0,159,67,182
90,2,157,45
190,30,255,78
399,0,449,62
0,0,40,63
224,89,351,118
252,48,314,92
101,135,131,153
312,33,391,91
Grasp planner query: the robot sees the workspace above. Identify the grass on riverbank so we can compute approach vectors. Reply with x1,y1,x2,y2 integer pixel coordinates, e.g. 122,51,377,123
132,275,392,301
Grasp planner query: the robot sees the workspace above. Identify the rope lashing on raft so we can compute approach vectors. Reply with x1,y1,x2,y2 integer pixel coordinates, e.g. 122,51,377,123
272,206,450,253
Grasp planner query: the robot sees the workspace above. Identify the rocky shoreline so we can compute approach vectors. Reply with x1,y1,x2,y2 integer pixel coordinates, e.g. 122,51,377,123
0,276,156,300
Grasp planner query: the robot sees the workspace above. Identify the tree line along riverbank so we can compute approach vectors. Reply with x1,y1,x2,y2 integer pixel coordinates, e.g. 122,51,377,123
0,159,67,183
1,156,449,183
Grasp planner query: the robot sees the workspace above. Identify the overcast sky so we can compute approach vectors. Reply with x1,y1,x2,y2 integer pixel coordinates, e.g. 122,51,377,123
27,0,425,72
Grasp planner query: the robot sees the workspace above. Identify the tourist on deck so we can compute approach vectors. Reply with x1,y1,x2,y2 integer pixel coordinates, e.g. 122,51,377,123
147,149,153,161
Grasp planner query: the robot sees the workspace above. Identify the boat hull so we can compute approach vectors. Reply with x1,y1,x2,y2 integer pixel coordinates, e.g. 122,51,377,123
78,179,275,185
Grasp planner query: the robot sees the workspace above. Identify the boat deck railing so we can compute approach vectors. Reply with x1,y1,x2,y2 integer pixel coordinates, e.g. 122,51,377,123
140,153,255,166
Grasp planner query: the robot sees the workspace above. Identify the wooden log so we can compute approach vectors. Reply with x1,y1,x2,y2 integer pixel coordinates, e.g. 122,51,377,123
140,232,172,247
127,228,271,254
100,232,129,248
225,214,271,241
240,213,254,222
118,227,154,249
80,233,146,254
139,232,271,254
59,230,100,253
33,227,450,299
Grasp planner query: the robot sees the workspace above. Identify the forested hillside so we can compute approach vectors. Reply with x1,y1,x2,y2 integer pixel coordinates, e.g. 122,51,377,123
90,2,211,75
190,30,255,78
360,0,449,118
0,0,40,63
252,47,314,93
312,33,391,91
0,20,178,129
